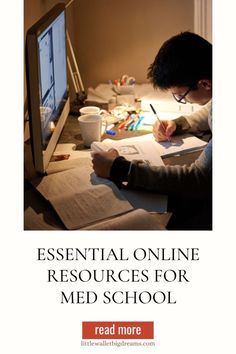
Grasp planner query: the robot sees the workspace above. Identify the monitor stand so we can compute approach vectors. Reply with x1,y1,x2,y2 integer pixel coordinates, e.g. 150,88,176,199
42,97,70,174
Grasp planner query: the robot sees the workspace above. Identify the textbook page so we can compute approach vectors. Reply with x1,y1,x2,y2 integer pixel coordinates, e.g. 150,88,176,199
34,162,133,229
47,154,167,215
82,208,165,230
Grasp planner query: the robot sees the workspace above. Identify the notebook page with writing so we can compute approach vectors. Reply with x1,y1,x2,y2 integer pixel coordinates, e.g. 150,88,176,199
33,162,133,229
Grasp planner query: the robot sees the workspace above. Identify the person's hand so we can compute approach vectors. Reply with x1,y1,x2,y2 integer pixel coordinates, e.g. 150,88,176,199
153,120,176,142
92,148,119,178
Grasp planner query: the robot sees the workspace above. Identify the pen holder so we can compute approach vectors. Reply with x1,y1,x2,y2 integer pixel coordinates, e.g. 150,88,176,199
112,85,135,95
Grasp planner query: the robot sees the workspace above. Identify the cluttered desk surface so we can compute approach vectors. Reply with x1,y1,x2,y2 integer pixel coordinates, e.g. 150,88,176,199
24,109,205,231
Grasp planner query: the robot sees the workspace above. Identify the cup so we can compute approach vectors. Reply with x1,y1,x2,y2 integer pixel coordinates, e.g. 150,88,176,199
79,106,105,116
78,114,107,147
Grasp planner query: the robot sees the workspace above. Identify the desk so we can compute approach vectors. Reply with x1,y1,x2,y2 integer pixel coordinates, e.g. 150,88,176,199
24,115,202,230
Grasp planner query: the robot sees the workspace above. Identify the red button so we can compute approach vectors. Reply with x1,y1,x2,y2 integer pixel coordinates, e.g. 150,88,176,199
82,321,154,339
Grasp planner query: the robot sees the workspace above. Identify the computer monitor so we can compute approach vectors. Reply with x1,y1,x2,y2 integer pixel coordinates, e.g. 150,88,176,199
25,3,70,174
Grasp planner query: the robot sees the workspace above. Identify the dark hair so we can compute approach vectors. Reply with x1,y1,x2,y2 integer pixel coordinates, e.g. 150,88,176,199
147,31,212,90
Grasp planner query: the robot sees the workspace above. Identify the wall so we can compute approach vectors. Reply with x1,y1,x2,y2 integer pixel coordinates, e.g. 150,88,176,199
24,0,76,43
24,0,76,101
24,0,194,98
194,0,212,42
73,0,194,89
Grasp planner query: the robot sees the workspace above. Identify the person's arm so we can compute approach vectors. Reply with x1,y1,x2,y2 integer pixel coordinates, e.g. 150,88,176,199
152,101,212,141
174,100,212,135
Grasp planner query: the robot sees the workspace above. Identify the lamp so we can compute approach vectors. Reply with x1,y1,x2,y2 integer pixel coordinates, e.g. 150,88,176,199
66,0,86,112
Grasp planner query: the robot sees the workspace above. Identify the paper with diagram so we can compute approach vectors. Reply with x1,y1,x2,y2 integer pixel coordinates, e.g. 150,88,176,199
92,133,207,159
91,138,165,167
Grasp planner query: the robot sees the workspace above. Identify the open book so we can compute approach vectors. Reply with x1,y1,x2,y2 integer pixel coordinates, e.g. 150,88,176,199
33,158,163,230
91,133,207,158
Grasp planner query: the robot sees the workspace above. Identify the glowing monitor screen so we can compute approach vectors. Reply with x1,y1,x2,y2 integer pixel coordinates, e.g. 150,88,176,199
38,11,67,145
26,3,69,174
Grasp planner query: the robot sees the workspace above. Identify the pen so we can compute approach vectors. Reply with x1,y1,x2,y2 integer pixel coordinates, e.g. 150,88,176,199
134,115,144,130
105,130,116,136
118,116,132,130
118,120,126,130
124,116,136,130
150,103,171,142
129,116,139,131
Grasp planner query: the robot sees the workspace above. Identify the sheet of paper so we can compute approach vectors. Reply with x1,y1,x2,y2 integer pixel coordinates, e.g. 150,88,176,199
82,208,165,230
154,134,207,157
93,132,207,158
140,111,181,125
92,138,164,167
34,163,133,230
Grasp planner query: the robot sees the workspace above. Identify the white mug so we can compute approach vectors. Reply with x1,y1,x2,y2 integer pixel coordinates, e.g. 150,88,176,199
79,106,106,116
78,114,107,147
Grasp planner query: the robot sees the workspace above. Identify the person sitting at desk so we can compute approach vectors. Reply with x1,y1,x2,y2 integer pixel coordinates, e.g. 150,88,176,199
92,32,212,230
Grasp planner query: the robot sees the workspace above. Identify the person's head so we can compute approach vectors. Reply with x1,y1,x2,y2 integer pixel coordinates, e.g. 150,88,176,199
147,31,212,105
